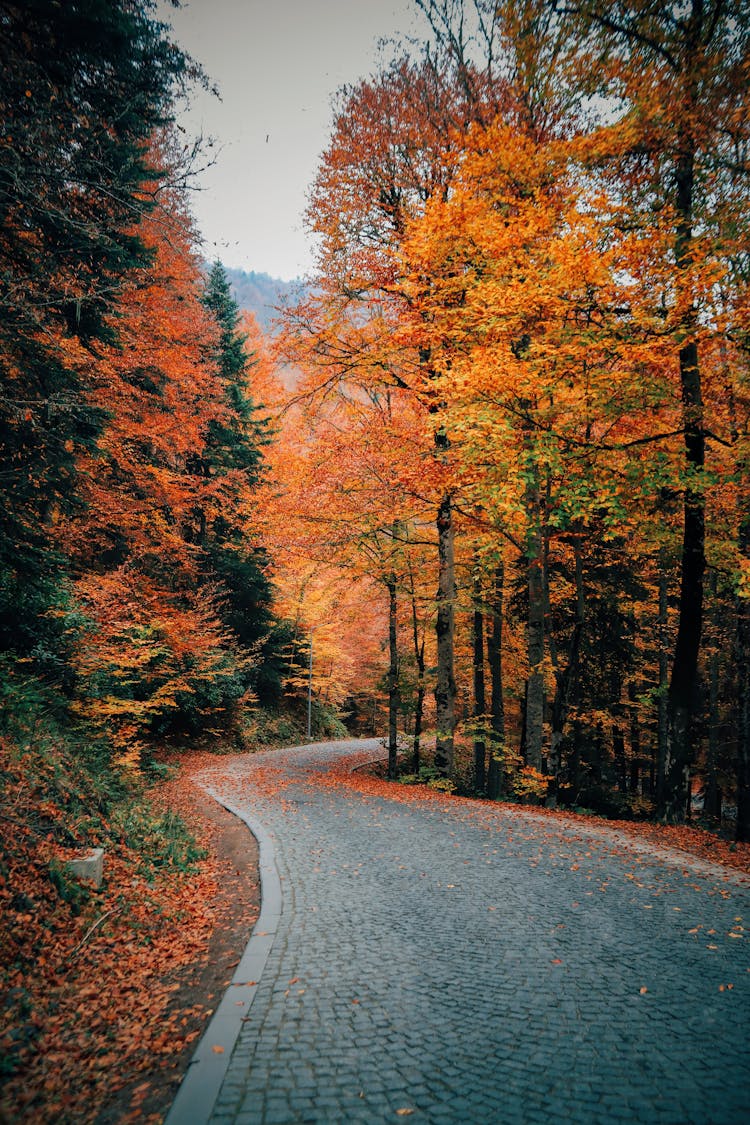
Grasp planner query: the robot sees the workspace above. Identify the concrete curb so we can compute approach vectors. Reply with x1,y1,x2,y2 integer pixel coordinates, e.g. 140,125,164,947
164,786,282,1125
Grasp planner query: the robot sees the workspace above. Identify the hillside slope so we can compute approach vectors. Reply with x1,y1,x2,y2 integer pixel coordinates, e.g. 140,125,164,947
223,268,304,330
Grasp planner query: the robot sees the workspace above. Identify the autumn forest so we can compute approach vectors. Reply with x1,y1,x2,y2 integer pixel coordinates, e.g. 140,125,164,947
2,0,750,827
2,0,750,1115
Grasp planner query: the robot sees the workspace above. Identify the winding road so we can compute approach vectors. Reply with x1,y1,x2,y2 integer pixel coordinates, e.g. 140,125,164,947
167,739,750,1125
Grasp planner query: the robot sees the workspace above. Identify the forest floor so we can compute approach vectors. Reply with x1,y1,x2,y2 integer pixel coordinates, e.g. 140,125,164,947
0,749,260,1125
95,780,261,1124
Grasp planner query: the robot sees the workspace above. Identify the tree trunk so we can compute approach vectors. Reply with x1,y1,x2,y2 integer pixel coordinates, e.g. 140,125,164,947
612,724,628,794
408,574,426,775
663,141,706,820
386,574,399,780
570,718,583,800
704,570,722,820
434,493,455,775
611,661,627,794
472,564,486,795
525,503,545,771
736,518,750,842
549,542,585,790
656,549,670,808
486,560,505,799
628,679,642,796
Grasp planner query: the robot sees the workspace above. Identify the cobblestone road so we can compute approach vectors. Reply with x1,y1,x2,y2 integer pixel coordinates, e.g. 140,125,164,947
176,740,750,1124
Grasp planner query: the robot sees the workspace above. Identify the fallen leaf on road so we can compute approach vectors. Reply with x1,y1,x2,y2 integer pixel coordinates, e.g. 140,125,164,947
212,1045,224,1054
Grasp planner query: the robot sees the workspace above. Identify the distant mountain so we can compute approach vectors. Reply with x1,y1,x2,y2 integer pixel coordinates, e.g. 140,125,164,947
223,268,305,331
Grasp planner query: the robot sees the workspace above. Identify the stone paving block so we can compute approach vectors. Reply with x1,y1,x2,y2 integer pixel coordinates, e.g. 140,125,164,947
157,739,750,1125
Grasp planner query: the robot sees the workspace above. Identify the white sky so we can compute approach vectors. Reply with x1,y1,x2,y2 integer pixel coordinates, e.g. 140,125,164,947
158,0,427,280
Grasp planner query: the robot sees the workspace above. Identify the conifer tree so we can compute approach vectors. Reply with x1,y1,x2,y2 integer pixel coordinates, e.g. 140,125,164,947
199,262,282,704
0,0,189,664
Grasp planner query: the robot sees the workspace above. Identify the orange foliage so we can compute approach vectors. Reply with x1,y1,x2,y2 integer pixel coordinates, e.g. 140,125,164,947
64,196,226,572
70,570,250,767
0,742,252,1124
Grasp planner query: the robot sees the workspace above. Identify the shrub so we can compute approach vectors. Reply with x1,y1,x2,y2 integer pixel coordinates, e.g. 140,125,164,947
510,765,552,804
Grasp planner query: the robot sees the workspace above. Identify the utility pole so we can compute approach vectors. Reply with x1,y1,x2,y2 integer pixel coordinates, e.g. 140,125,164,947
307,628,316,740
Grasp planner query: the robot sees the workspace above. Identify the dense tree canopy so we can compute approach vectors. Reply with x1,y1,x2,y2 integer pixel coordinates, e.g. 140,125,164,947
0,0,189,655
1,0,748,840
0,0,289,767
277,0,750,836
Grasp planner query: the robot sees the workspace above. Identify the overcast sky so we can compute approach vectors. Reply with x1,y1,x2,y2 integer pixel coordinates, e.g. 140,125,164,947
158,0,427,280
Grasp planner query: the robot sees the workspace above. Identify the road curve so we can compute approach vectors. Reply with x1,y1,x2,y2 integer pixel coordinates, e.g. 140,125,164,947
168,739,750,1125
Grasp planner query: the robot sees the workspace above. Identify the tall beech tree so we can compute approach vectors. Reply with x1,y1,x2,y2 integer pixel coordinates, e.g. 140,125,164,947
547,0,750,815
284,54,481,775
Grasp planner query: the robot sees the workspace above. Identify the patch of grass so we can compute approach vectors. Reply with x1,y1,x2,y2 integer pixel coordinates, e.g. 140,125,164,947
109,805,206,875
237,702,349,750
47,858,92,914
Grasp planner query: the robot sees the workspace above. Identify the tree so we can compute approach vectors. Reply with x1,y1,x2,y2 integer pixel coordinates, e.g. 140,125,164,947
63,185,256,759
0,0,190,664
548,0,750,814
199,263,281,704
400,121,626,782
258,356,439,761
284,54,478,775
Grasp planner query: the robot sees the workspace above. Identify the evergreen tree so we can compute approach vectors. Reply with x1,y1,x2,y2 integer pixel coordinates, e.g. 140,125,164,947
0,0,189,664
201,261,267,483
199,262,286,704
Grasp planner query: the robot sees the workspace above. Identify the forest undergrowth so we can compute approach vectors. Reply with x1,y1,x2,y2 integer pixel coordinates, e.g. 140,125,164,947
0,703,260,1125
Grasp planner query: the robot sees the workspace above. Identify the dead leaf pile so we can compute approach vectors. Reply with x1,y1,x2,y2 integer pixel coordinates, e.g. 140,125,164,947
0,741,245,1124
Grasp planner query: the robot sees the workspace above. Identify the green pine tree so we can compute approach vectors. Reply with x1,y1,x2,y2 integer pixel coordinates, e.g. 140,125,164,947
199,262,288,705
0,0,189,666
